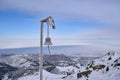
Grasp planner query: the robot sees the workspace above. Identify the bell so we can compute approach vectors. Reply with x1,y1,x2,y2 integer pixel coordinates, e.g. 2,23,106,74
44,37,52,45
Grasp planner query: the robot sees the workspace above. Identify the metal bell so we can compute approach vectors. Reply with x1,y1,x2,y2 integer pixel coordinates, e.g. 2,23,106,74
44,37,52,45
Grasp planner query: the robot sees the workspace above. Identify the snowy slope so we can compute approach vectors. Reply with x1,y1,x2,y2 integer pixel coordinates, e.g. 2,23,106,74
18,70,64,80
16,51,120,80
75,51,120,80
0,54,39,68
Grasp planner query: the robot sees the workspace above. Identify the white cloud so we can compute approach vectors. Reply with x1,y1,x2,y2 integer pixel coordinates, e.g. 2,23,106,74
0,0,120,49
0,0,120,25
73,26,120,48
0,38,39,49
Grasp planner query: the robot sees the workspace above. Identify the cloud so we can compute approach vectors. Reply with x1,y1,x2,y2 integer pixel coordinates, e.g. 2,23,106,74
0,0,120,25
0,39,39,49
0,0,120,49
73,26,120,48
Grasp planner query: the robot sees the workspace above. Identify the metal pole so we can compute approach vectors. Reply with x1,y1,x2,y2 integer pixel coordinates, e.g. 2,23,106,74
40,21,43,80
40,16,55,80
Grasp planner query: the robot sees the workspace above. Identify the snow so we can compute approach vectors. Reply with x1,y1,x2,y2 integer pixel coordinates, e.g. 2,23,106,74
18,70,64,80
79,67,120,80
2,51,120,80
57,66,77,72
76,51,120,80
0,54,38,68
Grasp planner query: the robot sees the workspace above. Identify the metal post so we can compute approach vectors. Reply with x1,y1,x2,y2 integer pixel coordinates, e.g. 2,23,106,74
40,21,43,80
40,16,55,80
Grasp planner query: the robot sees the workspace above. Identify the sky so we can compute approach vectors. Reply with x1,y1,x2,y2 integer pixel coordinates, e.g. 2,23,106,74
0,0,120,49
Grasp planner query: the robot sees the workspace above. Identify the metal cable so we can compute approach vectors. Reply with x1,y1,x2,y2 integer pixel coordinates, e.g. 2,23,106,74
47,21,51,55
47,21,49,37
48,45,51,55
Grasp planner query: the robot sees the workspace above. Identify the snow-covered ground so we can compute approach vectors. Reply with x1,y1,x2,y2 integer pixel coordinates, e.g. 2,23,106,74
18,70,64,80
0,54,38,68
17,51,120,80
77,51,120,80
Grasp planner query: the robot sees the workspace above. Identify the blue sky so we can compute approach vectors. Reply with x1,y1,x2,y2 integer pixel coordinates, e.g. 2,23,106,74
0,0,120,49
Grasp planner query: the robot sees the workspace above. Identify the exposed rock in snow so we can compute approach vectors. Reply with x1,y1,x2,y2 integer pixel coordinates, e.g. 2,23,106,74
17,51,120,80
0,63,17,80
0,51,120,80
0,54,39,68
76,51,120,80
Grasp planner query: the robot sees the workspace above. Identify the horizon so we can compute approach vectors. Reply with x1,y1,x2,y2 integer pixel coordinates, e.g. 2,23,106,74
0,45,119,57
